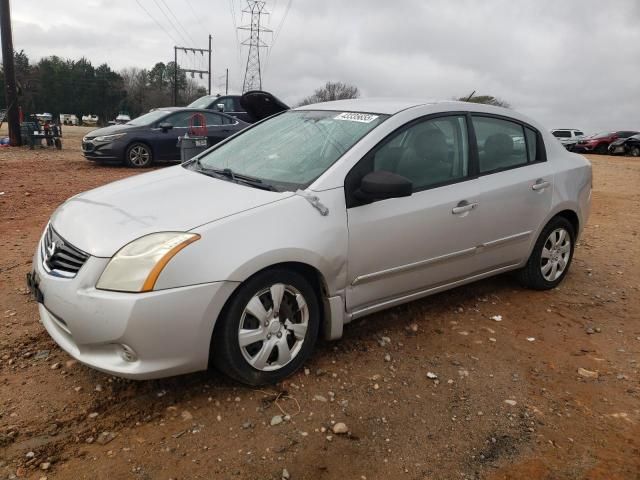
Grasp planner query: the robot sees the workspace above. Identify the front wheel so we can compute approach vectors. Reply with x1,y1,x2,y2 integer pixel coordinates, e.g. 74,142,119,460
595,143,608,155
630,146,640,157
517,216,575,290
125,142,153,168
212,269,320,385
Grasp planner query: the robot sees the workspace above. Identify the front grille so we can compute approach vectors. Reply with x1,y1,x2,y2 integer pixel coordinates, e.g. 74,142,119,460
41,225,89,278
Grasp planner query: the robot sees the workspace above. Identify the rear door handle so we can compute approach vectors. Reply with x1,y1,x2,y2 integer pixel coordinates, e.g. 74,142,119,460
452,201,479,215
531,179,550,191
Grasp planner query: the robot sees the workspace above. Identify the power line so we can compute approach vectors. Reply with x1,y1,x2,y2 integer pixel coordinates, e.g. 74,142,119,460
264,0,291,74
272,0,292,46
158,0,197,45
152,0,191,46
134,0,180,44
185,0,207,37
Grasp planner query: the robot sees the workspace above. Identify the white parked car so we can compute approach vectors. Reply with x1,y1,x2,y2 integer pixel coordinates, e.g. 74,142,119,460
551,128,585,150
28,99,592,385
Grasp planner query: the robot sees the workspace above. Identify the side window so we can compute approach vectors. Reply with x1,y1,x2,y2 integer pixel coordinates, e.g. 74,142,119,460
472,116,527,173
553,130,570,138
372,115,469,191
164,112,192,128
575,131,584,137
216,97,236,112
204,112,225,126
232,97,243,112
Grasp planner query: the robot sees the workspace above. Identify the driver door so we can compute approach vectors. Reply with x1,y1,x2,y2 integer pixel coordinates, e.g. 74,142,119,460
153,112,191,161
345,114,485,311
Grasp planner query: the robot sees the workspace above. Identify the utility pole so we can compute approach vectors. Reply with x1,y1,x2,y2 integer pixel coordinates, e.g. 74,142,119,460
238,1,271,93
225,68,228,95
173,46,178,106
0,0,21,146
172,38,212,103
208,34,212,95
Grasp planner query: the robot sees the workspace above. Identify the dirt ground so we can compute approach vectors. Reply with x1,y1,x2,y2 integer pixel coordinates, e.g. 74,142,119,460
0,126,639,480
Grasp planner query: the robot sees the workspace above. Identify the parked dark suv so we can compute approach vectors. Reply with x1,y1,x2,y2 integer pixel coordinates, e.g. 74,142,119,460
187,91,289,124
187,95,251,123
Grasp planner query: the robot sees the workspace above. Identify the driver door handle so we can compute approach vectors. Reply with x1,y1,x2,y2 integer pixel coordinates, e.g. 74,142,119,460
532,179,550,191
452,200,479,215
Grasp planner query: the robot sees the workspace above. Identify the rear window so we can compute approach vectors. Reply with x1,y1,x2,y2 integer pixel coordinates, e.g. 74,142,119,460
472,116,528,173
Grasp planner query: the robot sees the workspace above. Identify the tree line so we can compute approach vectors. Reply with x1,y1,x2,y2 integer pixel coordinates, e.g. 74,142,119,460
0,51,207,124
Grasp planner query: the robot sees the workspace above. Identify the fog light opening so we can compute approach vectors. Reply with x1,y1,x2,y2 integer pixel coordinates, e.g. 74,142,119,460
119,344,138,363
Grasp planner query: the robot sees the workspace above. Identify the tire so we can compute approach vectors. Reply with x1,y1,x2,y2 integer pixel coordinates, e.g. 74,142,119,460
630,146,640,157
125,142,153,168
212,269,320,386
595,143,608,155
517,216,575,290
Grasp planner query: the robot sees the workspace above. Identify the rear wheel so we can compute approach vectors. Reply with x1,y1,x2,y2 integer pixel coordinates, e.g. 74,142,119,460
212,269,320,385
125,142,153,168
517,216,575,290
630,146,640,157
595,143,608,155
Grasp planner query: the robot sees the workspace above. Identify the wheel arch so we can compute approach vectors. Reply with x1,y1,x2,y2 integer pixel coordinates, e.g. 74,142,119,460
208,260,343,367
524,206,581,265
124,139,155,163
555,209,579,237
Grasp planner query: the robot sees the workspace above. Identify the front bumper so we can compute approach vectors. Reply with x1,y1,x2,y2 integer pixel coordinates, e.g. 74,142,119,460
573,144,595,152
608,145,626,155
82,140,123,161
30,231,238,379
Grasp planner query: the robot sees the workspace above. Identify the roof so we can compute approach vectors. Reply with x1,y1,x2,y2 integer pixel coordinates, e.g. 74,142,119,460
295,98,469,115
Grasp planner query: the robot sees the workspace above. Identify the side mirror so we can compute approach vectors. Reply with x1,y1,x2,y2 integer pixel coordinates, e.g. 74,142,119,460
355,170,412,203
216,103,225,112
158,122,173,132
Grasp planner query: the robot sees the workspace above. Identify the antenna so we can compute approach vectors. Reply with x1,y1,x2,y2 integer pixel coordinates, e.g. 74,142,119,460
238,1,271,93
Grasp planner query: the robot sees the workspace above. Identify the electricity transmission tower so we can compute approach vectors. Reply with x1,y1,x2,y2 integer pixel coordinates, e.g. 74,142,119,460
238,1,271,93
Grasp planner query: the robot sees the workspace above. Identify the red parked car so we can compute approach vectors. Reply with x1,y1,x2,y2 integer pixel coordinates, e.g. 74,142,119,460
574,130,638,154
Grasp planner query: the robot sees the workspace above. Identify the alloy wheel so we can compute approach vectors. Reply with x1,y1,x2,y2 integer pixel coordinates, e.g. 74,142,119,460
238,283,309,371
129,145,150,166
540,227,572,282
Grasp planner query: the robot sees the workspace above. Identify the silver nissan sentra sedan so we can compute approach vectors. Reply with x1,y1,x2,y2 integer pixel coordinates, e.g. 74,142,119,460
28,99,592,385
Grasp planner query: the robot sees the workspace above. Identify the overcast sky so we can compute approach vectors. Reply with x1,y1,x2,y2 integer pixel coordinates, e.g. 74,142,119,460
9,0,640,132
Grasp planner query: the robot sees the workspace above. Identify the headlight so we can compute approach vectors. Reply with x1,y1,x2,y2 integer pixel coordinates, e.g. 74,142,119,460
96,232,200,292
94,133,127,142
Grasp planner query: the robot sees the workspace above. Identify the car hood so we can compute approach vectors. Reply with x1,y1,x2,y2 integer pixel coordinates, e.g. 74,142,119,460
50,165,292,257
84,124,141,138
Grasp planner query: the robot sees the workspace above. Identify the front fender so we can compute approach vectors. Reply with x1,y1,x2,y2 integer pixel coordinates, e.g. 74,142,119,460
154,189,349,294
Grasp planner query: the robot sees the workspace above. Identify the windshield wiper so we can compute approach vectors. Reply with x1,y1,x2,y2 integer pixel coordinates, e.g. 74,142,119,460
195,162,279,192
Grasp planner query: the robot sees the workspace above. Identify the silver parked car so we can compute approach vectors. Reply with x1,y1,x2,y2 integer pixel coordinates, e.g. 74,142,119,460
27,99,592,385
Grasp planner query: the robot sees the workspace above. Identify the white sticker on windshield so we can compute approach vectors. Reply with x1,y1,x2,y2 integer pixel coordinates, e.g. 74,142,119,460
334,112,379,123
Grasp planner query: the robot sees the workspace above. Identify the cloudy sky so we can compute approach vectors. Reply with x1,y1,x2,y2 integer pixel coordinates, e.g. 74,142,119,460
10,0,640,132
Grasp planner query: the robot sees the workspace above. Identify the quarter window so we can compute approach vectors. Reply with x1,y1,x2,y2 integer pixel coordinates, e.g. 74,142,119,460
371,115,469,191
524,127,538,163
472,116,528,173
